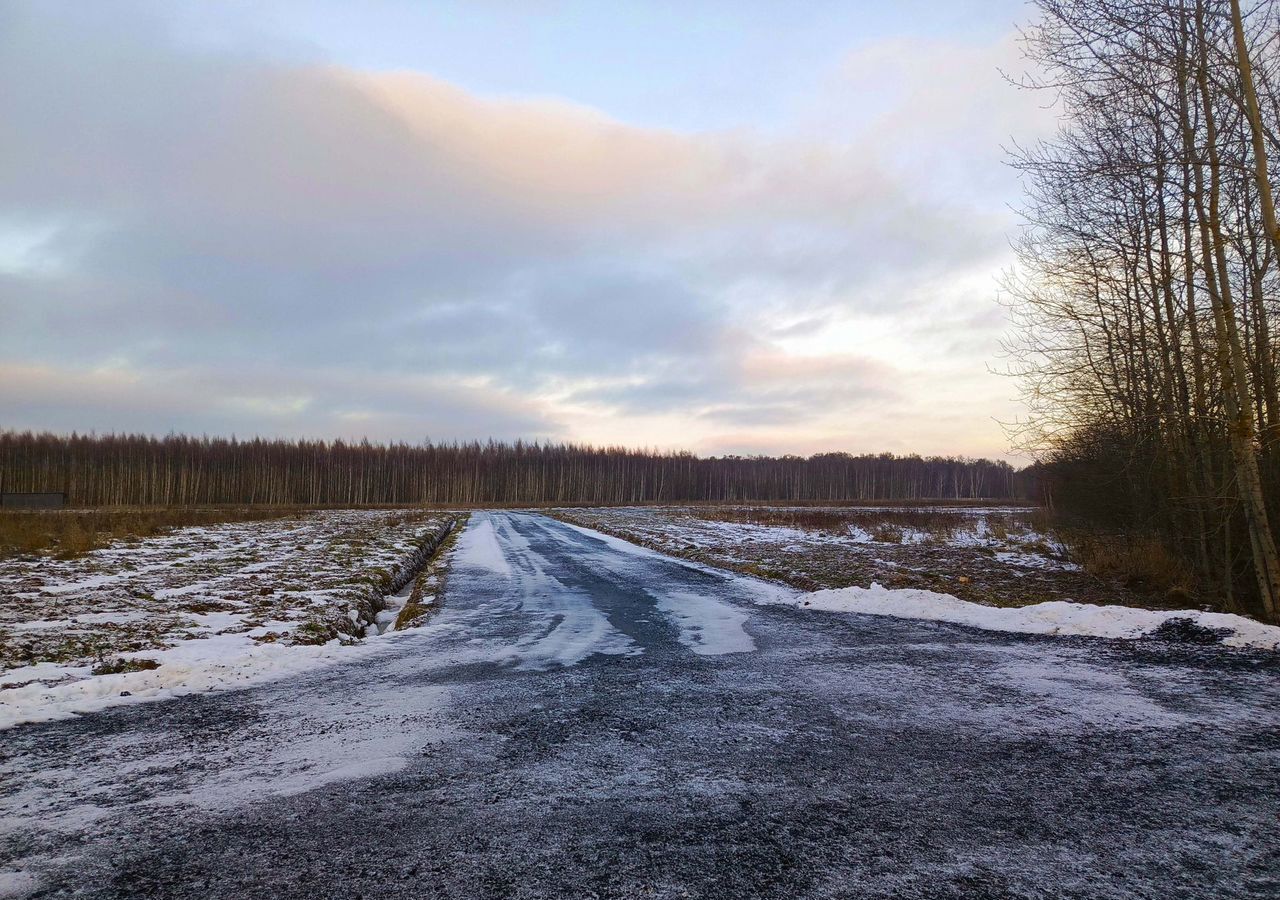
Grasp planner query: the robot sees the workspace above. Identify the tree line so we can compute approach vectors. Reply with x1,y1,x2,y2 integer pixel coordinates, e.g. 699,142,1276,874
1006,0,1280,619
0,431,1021,507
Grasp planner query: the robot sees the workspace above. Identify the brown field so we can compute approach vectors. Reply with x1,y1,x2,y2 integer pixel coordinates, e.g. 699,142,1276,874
0,507,304,558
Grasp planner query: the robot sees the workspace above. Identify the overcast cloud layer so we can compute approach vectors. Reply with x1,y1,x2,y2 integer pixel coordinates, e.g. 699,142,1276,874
0,1,1055,458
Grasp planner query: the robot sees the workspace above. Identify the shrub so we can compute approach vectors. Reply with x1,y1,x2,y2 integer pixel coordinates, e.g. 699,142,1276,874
870,523,905,543
1066,531,1194,599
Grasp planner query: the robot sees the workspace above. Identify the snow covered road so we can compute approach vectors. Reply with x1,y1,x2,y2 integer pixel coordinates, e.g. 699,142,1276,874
3,512,1279,898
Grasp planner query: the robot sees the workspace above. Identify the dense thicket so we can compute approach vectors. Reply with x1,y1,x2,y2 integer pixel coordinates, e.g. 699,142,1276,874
0,431,1019,506
1006,0,1280,618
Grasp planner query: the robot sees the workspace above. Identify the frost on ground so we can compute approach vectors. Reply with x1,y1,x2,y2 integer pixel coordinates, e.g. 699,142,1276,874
550,505,1105,606
550,507,1280,649
5,511,1278,900
0,509,458,728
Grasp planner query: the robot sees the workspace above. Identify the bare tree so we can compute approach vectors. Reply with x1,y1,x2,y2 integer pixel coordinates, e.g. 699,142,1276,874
1006,0,1280,619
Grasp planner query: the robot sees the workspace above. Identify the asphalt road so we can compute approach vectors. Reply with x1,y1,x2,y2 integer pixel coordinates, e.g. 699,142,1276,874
3,512,1279,899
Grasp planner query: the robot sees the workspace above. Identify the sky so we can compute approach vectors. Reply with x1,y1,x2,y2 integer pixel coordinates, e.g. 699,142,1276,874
0,0,1058,460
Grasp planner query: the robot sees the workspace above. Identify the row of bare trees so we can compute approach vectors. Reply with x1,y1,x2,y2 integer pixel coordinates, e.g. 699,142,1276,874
0,431,1020,507
1007,0,1280,618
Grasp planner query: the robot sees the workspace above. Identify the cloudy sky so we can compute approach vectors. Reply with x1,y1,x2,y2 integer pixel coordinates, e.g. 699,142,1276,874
0,0,1056,460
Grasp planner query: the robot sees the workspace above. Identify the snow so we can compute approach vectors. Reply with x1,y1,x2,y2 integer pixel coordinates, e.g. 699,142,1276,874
779,582,1280,649
652,589,756,656
10,612,151,631
994,550,1081,571
0,661,91,688
0,628,432,730
554,517,783,654
467,515,640,668
553,505,1082,574
506,580,640,668
0,509,460,729
453,515,513,576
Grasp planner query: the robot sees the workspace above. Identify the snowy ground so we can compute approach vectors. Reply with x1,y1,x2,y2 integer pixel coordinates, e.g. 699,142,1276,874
0,509,458,727
3,512,1278,899
782,583,1280,649
553,516,1280,650
550,505,1137,610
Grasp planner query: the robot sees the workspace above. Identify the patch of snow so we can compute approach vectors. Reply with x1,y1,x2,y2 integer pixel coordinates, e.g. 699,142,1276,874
0,661,91,688
245,620,299,637
0,627,435,730
994,550,1081,571
651,589,756,656
779,583,1280,649
183,611,247,632
11,611,153,632
453,515,512,576
0,509,458,725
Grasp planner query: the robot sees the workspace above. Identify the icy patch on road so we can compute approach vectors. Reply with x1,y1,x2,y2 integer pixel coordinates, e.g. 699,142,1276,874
555,518,795,606
988,654,1189,729
651,590,756,656
454,515,513,577
551,517,791,654
781,583,1280,649
0,660,456,897
450,515,640,670
147,684,453,809
505,585,640,670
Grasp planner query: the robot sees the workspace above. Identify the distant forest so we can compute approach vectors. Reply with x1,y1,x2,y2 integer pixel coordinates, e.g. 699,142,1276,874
0,432,1022,507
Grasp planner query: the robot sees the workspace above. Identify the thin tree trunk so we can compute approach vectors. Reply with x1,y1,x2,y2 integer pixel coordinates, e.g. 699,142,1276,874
1194,3,1280,620
1230,0,1280,261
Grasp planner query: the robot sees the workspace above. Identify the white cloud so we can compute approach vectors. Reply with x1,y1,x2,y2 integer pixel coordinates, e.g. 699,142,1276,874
0,3,1040,458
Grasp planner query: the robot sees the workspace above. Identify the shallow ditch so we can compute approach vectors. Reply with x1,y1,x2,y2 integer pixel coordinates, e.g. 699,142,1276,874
366,517,461,636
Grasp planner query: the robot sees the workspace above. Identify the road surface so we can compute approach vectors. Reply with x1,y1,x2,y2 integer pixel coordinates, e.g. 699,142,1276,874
2,512,1279,898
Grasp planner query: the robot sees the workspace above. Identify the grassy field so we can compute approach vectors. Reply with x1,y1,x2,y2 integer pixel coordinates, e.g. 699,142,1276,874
0,507,303,558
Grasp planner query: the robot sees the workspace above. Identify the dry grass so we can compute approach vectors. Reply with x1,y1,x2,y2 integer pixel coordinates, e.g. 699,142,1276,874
395,514,469,630
1065,531,1195,601
0,507,302,559
869,523,906,543
91,657,161,676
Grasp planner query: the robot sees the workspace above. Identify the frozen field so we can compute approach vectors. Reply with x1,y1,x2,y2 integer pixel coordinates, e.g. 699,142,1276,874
550,505,1092,603
0,509,459,726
